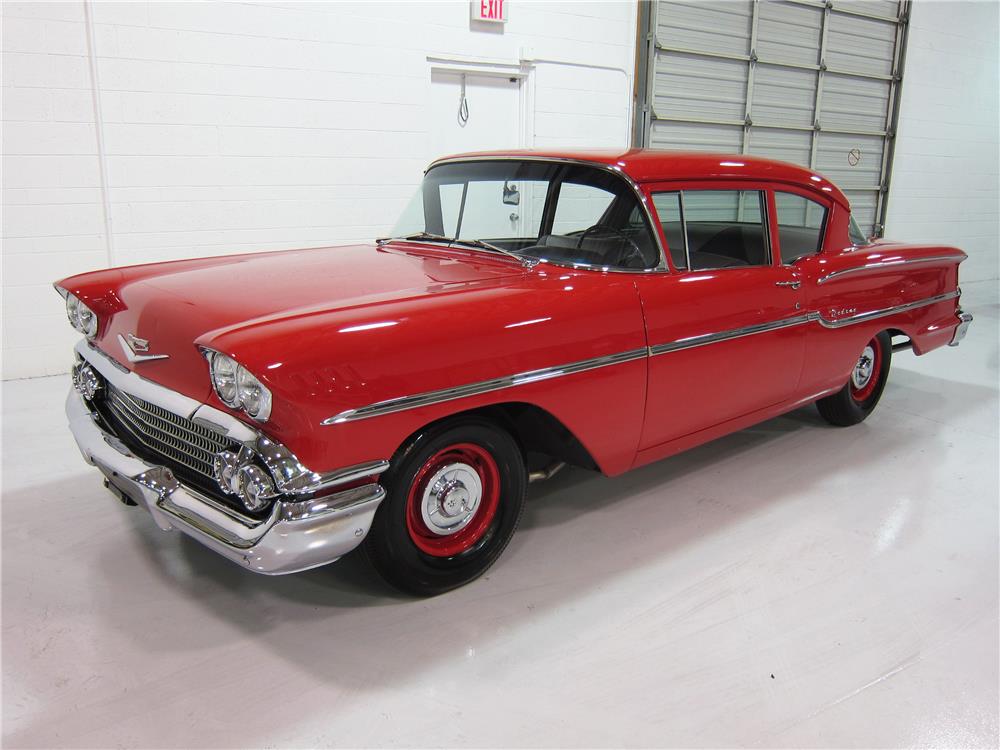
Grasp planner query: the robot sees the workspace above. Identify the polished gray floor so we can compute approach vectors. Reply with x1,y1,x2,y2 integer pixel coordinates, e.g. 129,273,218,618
3,281,998,748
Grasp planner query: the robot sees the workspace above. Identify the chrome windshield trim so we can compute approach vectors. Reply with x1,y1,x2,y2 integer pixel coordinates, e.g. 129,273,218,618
322,347,648,425
426,155,670,273
321,289,959,425
817,255,964,284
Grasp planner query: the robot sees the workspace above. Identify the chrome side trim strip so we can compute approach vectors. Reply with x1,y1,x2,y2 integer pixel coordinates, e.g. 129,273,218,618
813,289,959,328
648,314,813,356
817,255,963,285
322,348,648,425
321,290,959,425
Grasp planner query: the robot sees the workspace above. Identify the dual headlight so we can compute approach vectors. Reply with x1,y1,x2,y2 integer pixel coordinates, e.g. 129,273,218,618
205,350,272,422
63,292,98,337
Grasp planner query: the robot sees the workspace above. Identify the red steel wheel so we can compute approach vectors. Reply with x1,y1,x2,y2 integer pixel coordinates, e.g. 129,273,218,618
404,442,501,557
849,337,882,403
816,330,892,427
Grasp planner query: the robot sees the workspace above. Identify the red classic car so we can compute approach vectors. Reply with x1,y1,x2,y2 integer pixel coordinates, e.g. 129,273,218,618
58,149,973,595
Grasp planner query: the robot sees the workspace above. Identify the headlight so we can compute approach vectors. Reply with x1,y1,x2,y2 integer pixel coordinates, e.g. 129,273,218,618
236,365,271,420
210,353,239,407
64,293,98,337
207,351,272,422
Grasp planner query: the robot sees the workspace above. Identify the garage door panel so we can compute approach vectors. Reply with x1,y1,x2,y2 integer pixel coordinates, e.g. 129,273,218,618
822,74,891,132
748,128,812,169
752,65,816,127
840,0,901,21
756,1,822,67
643,0,905,237
816,131,884,188
653,52,748,121
650,120,743,152
655,0,753,56
842,190,879,234
826,13,897,77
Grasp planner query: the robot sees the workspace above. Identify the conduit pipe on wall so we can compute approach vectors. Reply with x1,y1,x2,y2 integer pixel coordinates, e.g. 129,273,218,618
83,0,116,268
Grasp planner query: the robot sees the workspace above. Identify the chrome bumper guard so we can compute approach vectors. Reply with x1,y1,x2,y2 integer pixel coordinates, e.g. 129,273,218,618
949,309,974,346
66,343,387,575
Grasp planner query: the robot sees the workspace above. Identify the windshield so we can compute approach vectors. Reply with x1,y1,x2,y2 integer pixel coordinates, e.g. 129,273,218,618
389,160,660,270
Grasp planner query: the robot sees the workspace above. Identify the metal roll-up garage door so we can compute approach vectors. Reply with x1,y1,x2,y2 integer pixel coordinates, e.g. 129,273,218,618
635,0,909,236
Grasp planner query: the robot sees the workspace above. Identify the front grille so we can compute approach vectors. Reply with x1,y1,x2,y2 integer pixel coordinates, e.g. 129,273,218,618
101,382,236,483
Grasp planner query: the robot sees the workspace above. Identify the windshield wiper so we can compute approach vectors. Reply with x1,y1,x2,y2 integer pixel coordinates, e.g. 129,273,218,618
376,231,453,245
451,238,535,266
378,233,536,267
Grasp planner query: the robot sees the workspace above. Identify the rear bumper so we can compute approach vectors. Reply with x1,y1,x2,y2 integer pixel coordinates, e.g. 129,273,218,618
949,309,974,346
67,386,385,575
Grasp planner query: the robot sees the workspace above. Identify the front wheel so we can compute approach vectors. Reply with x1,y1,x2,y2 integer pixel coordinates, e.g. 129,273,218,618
816,330,892,426
363,418,526,596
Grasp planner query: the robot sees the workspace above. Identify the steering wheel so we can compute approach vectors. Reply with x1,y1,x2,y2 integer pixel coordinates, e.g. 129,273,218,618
576,223,646,268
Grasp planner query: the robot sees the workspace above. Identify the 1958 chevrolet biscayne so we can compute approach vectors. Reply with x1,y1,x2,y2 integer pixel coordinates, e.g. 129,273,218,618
59,149,973,595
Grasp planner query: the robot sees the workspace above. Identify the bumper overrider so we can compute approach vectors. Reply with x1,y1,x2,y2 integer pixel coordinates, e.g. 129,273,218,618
949,308,974,346
66,340,388,575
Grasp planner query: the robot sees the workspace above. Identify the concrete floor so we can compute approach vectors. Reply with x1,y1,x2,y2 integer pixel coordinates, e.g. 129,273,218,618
3,281,998,749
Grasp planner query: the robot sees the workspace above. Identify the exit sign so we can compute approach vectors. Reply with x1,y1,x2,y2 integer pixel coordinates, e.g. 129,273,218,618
472,0,507,23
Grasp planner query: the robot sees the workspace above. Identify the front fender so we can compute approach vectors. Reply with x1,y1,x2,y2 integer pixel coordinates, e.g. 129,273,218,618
202,270,650,476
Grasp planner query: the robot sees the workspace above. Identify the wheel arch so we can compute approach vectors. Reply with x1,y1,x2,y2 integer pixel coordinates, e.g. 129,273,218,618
390,401,600,474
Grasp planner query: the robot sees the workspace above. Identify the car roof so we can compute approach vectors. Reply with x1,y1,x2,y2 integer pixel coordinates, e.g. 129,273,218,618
429,148,849,208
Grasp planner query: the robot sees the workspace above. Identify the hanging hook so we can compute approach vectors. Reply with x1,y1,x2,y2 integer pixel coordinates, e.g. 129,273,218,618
458,73,470,127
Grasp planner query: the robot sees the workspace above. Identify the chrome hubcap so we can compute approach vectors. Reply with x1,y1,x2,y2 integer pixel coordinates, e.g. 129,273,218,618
421,462,483,536
852,345,876,389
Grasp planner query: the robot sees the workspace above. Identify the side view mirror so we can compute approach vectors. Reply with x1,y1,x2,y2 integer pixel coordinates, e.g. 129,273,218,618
502,181,520,206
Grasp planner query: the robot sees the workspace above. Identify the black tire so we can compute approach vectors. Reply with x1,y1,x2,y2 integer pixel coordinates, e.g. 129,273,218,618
363,418,527,596
816,330,892,426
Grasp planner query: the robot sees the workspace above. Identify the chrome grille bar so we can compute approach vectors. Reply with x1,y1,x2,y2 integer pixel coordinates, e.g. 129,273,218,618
104,383,233,480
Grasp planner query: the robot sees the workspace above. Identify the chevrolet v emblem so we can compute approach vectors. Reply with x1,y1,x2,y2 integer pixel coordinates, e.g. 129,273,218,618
118,333,169,363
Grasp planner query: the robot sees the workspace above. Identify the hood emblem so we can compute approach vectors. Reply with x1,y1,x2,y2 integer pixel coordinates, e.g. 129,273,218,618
126,333,150,352
118,333,169,363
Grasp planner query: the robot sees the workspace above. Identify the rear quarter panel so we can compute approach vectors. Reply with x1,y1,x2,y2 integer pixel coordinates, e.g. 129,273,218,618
795,236,966,396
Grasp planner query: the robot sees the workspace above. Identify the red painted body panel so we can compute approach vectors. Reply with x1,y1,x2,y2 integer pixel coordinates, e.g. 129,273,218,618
56,149,968,479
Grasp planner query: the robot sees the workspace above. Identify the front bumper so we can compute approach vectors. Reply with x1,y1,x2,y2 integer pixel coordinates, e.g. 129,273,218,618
949,309,974,346
66,347,387,575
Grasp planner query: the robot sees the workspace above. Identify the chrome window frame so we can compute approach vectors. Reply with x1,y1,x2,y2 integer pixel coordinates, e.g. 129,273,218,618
650,187,772,272
427,155,670,274
773,190,830,265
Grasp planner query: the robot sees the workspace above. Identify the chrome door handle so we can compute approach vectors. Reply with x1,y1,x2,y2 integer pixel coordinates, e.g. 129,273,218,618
775,280,801,289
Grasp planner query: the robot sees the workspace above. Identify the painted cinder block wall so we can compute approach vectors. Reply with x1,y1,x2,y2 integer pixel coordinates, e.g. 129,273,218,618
3,1,998,381
2,0,638,380
883,0,999,284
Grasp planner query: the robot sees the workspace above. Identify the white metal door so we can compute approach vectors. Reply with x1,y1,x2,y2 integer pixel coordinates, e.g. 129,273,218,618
429,72,521,159
637,0,909,236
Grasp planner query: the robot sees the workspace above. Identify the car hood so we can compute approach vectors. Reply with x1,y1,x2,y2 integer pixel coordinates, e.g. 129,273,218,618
61,242,528,401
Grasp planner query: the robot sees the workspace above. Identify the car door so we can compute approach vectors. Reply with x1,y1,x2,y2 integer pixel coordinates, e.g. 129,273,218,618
634,182,807,450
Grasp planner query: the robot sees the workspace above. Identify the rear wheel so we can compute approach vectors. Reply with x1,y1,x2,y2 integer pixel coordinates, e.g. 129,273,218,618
816,331,892,426
364,418,526,596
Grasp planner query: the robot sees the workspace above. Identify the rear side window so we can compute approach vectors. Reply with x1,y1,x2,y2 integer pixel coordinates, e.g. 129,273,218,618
651,189,769,270
775,192,828,263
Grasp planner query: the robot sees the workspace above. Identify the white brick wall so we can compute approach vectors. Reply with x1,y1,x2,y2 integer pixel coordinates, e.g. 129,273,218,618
884,0,999,284
2,0,639,379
